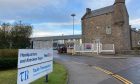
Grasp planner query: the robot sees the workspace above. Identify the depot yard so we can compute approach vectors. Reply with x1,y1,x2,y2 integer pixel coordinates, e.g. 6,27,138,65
0,62,67,84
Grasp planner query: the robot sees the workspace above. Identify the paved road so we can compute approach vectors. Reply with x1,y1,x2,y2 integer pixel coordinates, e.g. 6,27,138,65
54,52,140,84
55,55,122,84
56,59,122,84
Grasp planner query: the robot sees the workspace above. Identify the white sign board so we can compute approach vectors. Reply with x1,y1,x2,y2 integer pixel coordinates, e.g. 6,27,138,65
17,61,53,84
18,49,53,68
17,49,53,84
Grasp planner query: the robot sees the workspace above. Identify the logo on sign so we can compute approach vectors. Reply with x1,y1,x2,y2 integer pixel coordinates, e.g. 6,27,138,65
20,70,29,82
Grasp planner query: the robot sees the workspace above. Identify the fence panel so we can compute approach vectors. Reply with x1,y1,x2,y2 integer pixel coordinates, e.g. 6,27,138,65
74,43,115,54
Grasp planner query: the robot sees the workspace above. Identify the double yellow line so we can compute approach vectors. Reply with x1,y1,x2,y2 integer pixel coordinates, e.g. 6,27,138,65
94,66,133,84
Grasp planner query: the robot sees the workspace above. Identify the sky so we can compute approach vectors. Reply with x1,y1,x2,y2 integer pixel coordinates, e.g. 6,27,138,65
0,0,140,37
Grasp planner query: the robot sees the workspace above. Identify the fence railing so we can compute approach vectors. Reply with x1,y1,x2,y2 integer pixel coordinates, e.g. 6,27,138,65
100,44,115,52
74,43,94,52
74,43,115,54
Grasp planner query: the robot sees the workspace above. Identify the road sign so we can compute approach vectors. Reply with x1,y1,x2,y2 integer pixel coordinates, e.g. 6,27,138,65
17,49,53,84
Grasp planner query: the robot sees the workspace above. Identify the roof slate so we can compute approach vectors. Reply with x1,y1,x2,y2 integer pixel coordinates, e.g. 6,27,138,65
84,5,114,19
92,5,114,16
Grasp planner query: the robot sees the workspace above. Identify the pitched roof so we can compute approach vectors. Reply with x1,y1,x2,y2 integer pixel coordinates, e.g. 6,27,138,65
92,5,114,16
83,5,114,19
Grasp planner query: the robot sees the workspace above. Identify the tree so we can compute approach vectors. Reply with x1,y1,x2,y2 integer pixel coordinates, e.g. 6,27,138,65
11,22,32,49
0,23,11,48
0,21,33,49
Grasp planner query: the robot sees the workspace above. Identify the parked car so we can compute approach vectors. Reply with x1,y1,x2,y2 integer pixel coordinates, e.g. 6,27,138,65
58,46,67,53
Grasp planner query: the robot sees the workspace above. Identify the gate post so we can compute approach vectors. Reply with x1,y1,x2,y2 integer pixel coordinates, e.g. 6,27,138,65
97,43,99,55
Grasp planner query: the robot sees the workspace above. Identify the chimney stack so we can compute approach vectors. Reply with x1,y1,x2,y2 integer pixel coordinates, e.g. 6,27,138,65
114,0,125,4
113,0,126,25
86,8,91,14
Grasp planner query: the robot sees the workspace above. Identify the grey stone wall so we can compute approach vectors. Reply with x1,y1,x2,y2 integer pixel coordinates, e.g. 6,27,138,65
82,12,114,44
113,1,131,52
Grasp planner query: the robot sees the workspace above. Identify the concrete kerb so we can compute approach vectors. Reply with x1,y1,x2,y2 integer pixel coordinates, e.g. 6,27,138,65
64,53,140,59
59,61,69,84
65,64,69,84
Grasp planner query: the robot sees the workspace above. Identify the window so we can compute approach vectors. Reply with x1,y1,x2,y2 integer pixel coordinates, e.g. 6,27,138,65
106,26,111,34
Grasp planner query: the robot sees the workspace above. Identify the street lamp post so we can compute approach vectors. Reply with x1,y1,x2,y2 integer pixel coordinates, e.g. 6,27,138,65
71,14,76,55
71,14,76,35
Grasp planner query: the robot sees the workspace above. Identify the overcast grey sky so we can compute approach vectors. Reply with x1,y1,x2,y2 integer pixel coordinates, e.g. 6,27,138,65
0,0,139,37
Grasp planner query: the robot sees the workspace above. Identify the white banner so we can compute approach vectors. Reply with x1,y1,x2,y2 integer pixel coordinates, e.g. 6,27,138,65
17,61,53,84
18,49,53,68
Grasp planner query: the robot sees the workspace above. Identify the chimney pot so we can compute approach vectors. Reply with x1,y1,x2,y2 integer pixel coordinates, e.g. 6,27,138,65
86,8,91,14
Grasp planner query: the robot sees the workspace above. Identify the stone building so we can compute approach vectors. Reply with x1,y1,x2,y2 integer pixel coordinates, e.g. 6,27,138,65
82,0,140,53
131,29,140,48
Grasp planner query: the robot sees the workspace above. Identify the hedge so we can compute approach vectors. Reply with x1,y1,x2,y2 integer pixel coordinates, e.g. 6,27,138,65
0,49,18,69
0,58,17,69
0,49,18,58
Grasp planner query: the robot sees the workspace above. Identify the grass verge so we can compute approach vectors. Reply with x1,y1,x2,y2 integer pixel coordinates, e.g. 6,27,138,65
31,62,67,84
0,62,67,84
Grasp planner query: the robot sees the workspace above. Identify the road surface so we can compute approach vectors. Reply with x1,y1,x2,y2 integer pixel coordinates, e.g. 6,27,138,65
54,52,140,84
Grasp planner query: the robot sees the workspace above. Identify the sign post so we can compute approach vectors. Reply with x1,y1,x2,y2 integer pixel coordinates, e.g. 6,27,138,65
46,75,48,82
17,49,53,84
